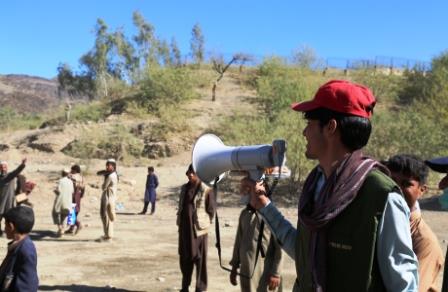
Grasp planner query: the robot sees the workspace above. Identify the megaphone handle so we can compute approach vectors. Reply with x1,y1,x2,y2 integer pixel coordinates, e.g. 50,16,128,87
248,169,264,181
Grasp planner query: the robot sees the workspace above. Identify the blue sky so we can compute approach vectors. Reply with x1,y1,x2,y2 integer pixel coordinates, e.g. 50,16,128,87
1,0,447,78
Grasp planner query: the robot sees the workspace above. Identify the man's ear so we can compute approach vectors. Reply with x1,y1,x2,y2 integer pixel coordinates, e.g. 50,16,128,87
7,222,15,233
420,184,428,196
326,119,338,135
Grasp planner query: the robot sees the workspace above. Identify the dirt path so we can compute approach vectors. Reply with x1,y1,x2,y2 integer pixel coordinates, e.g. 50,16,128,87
0,75,446,291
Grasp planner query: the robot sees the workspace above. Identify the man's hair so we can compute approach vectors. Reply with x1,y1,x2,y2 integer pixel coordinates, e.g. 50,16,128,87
4,206,35,234
383,154,429,184
186,164,194,175
304,108,372,151
148,166,154,172
71,164,81,174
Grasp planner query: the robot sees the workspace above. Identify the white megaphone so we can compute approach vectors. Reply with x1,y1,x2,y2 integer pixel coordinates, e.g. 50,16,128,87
192,133,287,185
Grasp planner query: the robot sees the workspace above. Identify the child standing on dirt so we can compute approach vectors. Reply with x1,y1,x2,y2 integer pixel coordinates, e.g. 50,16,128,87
66,164,85,235
98,159,118,242
0,206,39,291
229,187,283,292
384,154,444,292
139,166,159,215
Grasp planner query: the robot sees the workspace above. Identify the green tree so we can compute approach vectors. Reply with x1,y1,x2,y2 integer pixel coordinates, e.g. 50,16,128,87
157,39,171,66
132,11,158,67
190,23,205,66
170,37,182,67
79,18,116,97
111,29,138,79
57,63,96,100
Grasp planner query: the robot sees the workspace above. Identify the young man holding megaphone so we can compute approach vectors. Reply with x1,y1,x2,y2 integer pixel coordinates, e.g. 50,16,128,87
242,80,419,292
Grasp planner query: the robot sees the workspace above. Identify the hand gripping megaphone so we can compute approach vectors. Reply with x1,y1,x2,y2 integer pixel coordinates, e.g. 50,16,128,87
192,133,287,185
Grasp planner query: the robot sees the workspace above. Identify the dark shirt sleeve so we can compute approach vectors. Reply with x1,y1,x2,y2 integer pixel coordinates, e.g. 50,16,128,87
154,175,159,188
0,164,25,188
12,240,38,292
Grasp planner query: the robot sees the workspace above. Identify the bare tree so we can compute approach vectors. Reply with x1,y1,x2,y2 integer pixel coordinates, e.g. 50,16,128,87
292,44,317,69
234,53,254,73
211,54,242,101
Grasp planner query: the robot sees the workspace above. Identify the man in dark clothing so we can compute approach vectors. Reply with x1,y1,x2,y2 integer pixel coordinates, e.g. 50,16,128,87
177,164,216,292
139,166,159,215
0,205,38,291
0,159,27,235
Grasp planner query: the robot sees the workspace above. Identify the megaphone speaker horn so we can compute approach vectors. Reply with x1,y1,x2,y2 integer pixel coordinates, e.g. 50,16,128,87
192,134,233,185
192,134,287,185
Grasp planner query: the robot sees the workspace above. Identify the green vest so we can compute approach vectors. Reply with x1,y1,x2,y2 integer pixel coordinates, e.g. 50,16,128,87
294,170,400,292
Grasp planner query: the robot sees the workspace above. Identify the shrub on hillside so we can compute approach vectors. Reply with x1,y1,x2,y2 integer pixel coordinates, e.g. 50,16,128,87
62,124,143,161
255,57,324,118
0,107,43,132
136,66,199,111
70,102,109,122
366,106,447,160
399,51,448,121
352,69,403,104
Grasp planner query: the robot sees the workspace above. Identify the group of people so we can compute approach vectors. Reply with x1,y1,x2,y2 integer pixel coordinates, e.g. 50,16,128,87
0,156,164,290
1,79,448,292
52,164,85,237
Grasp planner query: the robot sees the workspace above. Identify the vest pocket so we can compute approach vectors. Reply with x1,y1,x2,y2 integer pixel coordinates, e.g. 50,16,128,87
195,211,210,230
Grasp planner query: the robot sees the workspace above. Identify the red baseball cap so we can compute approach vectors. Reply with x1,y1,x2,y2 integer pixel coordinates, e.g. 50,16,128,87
291,80,376,118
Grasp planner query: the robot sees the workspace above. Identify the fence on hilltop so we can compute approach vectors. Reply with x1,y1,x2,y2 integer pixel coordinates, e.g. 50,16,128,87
194,52,431,74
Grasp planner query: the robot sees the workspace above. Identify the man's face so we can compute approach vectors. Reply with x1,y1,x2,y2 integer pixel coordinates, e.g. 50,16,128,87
302,119,327,160
186,171,199,184
0,163,7,174
390,171,426,209
106,163,115,172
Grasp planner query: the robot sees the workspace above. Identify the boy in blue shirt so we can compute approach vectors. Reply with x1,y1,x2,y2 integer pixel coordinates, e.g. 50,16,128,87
0,206,38,291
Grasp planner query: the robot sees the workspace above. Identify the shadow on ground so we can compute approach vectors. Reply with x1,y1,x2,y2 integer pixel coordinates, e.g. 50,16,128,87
29,230,94,242
29,230,58,240
116,212,140,216
39,284,144,291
